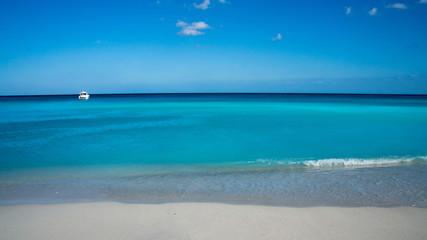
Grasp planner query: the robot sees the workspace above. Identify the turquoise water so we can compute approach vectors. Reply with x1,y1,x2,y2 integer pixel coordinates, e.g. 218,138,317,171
1,94,427,206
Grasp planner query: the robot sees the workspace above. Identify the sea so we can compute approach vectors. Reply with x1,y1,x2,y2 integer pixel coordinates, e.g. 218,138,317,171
1,93,426,207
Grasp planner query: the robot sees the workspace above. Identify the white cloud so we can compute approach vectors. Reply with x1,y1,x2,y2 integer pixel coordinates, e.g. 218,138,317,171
194,0,210,10
192,22,210,29
420,0,427,3
176,20,188,28
386,3,408,9
176,20,211,36
368,7,378,16
345,6,351,15
218,0,226,3
272,33,282,41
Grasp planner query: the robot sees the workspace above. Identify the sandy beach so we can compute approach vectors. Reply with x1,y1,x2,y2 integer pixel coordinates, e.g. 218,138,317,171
0,202,426,240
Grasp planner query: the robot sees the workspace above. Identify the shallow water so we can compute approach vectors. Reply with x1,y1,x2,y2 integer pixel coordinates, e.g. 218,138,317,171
1,94,427,206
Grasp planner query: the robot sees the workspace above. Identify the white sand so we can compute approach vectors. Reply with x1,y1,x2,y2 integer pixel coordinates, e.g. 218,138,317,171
0,202,426,240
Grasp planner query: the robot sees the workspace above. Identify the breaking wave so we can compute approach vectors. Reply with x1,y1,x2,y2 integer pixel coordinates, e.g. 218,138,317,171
249,156,427,168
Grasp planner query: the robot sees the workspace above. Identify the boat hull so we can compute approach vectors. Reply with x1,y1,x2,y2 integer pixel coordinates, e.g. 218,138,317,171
78,95,90,100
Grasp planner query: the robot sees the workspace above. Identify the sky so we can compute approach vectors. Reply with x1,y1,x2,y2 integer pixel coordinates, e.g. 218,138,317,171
0,0,427,95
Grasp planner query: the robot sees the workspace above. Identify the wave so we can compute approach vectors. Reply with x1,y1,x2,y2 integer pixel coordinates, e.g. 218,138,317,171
248,156,427,168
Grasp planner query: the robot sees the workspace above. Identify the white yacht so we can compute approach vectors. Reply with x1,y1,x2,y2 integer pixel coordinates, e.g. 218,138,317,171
78,91,90,100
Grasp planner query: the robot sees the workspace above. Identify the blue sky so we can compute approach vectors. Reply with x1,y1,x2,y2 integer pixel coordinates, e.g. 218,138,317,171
1,0,426,95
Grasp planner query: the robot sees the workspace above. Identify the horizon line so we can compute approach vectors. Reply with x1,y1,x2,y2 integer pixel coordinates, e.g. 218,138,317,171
1,92,427,97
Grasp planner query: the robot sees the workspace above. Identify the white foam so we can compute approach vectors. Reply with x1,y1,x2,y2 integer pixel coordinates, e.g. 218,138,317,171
300,156,427,167
248,156,427,168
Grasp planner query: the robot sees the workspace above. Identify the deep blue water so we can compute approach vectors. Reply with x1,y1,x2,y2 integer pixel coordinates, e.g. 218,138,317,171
1,94,427,206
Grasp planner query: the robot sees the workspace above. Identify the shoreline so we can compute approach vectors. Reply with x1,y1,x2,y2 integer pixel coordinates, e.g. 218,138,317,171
1,202,426,240
2,162,426,208
0,198,424,209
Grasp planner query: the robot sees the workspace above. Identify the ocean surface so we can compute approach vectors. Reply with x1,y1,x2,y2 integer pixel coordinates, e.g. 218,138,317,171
1,93,427,207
